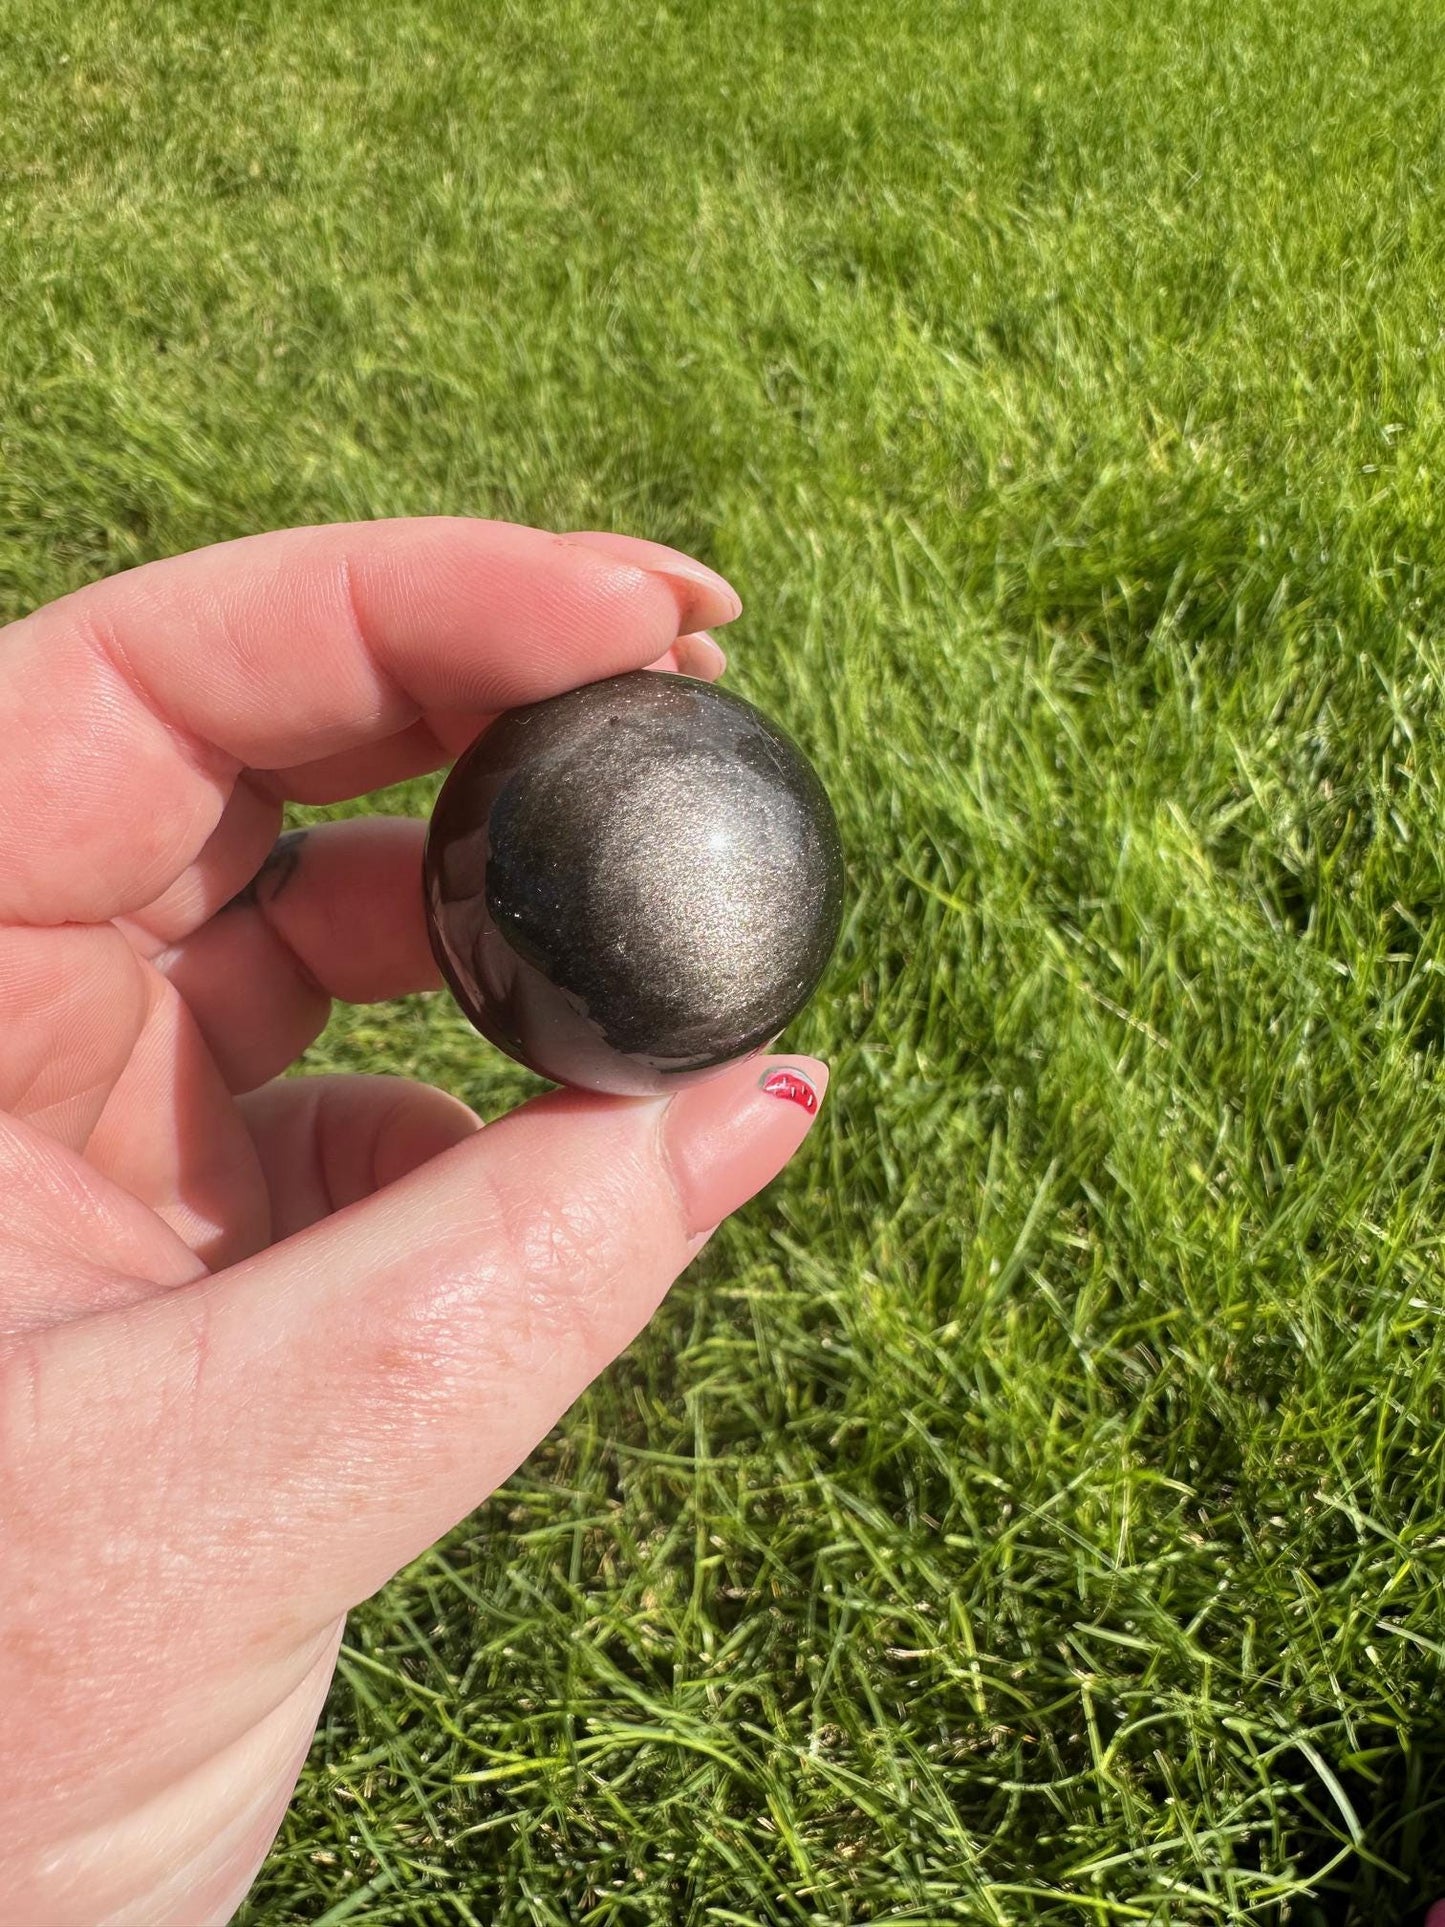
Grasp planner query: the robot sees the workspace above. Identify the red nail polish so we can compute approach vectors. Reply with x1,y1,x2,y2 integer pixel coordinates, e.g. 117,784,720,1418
760,1066,819,1114
661,1055,829,1235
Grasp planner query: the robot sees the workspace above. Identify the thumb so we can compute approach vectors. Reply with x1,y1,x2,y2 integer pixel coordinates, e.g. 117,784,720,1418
30,1053,827,1652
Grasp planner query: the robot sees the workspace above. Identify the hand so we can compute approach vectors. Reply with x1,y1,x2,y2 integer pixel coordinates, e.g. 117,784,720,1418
0,519,829,1926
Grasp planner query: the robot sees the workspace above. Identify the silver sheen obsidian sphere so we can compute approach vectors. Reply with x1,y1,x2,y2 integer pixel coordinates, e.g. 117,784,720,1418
422,671,844,1095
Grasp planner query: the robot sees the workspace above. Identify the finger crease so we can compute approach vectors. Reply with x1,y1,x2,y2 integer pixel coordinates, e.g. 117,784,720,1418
315,1084,351,1217
252,905,331,1004
334,550,413,718
240,766,286,806
79,606,237,785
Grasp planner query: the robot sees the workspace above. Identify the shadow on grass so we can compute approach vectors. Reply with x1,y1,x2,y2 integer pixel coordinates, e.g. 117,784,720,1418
1287,1727,1445,1925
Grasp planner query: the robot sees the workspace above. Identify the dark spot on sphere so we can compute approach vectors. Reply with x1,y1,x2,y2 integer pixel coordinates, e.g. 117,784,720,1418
422,671,844,1095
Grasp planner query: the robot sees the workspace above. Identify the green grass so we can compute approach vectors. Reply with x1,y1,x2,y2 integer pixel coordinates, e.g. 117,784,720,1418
7,0,1445,1916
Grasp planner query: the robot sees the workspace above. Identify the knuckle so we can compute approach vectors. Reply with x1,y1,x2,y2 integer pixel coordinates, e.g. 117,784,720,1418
360,1156,651,1411
483,1158,640,1362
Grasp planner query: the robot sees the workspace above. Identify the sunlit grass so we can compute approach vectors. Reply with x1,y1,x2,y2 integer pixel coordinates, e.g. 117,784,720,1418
5,0,1445,1917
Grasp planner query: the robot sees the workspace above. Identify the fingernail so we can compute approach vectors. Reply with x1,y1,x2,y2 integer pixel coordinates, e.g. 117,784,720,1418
660,1055,828,1237
673,631,728,680
563,531,743,626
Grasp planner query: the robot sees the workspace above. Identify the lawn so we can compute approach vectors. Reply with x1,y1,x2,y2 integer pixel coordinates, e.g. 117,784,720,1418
6,0,1445,1918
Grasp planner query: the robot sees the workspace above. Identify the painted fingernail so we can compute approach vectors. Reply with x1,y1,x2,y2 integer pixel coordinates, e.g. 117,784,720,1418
660,1055,829,1237
563,531,743,625
673,632,728,680
760,1065,820,1113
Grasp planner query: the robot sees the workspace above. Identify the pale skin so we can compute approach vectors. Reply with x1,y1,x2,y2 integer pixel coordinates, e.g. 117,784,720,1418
0,519,828,1926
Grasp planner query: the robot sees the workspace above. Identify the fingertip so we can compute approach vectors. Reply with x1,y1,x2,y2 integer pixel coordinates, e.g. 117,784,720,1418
562,531,743,629
371,1086,484,1192
660,1054,829,1238
673,632,728,680
647,632,727,681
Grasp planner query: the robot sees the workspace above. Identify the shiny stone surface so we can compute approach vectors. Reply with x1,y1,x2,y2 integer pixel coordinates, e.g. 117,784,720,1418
423,672,844,1094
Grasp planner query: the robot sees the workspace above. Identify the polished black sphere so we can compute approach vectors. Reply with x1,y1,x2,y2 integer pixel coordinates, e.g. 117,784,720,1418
422,671,843,1095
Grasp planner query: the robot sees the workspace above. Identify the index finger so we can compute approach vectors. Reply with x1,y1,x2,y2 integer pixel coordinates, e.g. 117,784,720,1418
0,518,742,925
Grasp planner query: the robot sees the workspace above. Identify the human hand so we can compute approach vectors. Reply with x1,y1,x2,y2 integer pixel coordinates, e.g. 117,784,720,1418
0,519,829,1925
